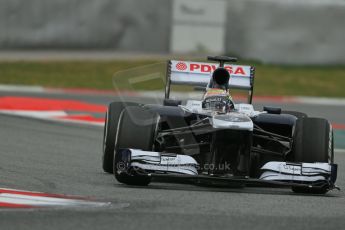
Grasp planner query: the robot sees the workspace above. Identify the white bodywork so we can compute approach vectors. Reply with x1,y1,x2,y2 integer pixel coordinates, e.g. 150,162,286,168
129,149,198,175
170,60,253,90
124,149,334,184
211,113,253,131
180,100,264,131
260,162,332,182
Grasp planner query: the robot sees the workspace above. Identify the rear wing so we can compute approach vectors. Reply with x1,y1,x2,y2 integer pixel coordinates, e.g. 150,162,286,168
165,60,255,103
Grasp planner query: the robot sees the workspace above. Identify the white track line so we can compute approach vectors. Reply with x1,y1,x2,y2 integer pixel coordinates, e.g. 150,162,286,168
0,188,110,208
335,149,345,154
0,194,105,207
0,110,104,127
0,84,45,93
0,110,67,118
296,97,345,106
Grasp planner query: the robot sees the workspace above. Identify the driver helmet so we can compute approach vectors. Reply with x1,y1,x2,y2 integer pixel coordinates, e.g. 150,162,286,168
202,89,234,113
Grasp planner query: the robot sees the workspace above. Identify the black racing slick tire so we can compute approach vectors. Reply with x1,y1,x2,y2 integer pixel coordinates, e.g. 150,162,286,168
102,102,137,173
292,117,334,194
113,106,159,186
282,111,307,119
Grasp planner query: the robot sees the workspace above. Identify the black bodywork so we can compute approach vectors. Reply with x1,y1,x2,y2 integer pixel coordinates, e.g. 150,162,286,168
144,104,296,178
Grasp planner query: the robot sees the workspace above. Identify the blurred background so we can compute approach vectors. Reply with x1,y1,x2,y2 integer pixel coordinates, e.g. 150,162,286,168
0,0,344,96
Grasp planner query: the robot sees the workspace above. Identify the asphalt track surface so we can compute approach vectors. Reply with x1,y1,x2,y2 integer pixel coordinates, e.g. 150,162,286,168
0,91,345,230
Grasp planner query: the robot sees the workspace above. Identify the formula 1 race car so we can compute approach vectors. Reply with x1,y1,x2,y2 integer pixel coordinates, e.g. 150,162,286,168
102,56,338,194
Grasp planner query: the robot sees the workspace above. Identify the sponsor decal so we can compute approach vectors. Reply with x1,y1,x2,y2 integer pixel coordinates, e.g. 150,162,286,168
161,156,177,162
173,61,249,76
175,62,188,71
282,164,301,172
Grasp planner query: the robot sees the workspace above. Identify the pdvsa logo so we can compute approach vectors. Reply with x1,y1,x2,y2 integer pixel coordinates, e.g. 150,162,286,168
190,63,246,75
174,62,248,76
175,62,188,71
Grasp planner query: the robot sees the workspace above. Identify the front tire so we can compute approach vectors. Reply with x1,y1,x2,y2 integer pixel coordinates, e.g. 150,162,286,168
113,106,159,186
291,117,333,194
102,102,137,173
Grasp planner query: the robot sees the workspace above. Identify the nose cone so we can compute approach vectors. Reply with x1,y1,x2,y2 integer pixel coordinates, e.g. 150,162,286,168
211,113,254,131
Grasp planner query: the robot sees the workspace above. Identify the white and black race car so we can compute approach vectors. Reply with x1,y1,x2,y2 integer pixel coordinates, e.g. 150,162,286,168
102,56,338,194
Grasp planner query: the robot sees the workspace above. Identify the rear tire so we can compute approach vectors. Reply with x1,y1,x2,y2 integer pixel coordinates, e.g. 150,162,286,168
113,106,159,186
102,102,137,173
282,111,307,119
291,117,333,194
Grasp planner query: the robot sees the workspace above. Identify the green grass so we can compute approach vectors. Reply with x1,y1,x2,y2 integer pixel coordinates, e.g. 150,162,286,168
0,60,156,90
0,60,344,97
254,64,345,97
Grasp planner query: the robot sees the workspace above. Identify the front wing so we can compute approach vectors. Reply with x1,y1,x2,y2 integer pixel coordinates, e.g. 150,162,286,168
116,149,338,191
